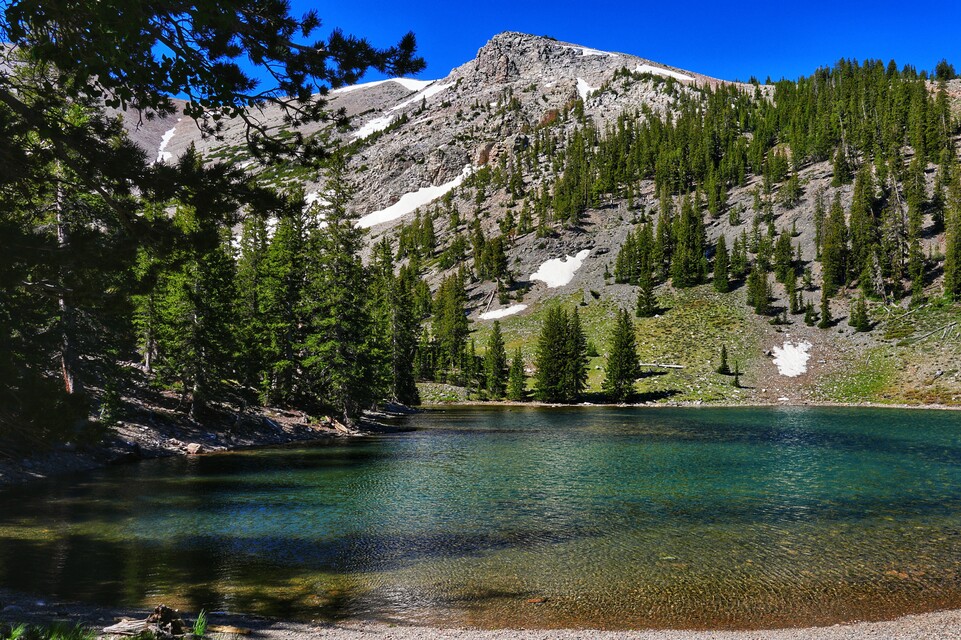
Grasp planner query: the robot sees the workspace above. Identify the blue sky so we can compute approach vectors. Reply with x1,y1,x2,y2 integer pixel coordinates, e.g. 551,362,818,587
302,0,961,83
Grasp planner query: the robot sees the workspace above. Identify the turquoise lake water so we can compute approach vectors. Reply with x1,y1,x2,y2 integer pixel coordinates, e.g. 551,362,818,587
1,406,960,629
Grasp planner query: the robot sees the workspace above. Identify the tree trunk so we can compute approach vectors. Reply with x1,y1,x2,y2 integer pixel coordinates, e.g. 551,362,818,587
57,180,83,396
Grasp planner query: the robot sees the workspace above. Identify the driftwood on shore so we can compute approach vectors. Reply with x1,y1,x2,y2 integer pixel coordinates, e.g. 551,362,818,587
103,605,187,638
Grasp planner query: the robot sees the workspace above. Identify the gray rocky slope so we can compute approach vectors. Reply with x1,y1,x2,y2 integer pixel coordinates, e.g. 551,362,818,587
125,32,741,297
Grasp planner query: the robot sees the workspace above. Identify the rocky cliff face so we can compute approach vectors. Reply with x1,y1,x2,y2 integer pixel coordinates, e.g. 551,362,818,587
126,32,711,226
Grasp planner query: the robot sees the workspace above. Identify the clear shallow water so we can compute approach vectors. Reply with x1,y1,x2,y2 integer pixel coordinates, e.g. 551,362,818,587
1,406,961,629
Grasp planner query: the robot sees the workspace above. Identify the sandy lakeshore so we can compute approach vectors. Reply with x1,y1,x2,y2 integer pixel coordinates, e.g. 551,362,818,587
3,593,961,640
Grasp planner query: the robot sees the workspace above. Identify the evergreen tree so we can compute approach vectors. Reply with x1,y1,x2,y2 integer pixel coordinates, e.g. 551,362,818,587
432,270,470,381
716,344,730,375
813,188,826,259
849,296,871,332
635,269,659,317
602,309,641,402
534,306,568,403
484,321,508,399
301,160,376,423
506,348,526,401
773,229,794,283
153,221,238,419
848,164,879,287
746,264,771,315
670,194,707,287
945,159,961,299
713,235,730,293
369,238,421,406
534,307,588,403
821,193,849,295
562,310,590,402
831,146,853,186
818,280,833,329
234,214,271,395
260,197,310,405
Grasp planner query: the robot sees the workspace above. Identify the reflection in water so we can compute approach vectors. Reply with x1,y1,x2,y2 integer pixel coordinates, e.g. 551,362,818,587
1,406,961,629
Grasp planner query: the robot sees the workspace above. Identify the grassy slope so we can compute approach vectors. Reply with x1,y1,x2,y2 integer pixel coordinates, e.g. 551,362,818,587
815,299,961,406
436,282,960,407
465,284,762,403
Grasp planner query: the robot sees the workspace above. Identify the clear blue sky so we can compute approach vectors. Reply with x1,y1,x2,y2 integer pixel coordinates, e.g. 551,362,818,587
301,0,961,83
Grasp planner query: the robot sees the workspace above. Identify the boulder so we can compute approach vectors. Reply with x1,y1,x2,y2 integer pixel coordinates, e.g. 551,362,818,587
185,443,203,455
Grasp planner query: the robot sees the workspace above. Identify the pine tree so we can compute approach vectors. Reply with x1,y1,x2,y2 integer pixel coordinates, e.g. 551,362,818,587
713,235,730,293
716,344,730,375
302,160,377,424
433,270,470,381
945,159,961,300
773,229,794,283
818,280,833,329
562,310,589,402
235,214,271,395
831,146,852,187
602,309,641,402
260,196,310,405
534,306,568,402
670,194,707,287
847,164,878,287
635,269,658,317
484,321,508,399
849,296,871,332
369,238,421,406
153,220,238,419
813,188,826,260
804,302,816,326
821,193,849,295
534,306,588,403
506,348,526,401
746,264,771,315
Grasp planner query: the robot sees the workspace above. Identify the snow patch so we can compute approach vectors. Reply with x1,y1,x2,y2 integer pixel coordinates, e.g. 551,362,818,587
562,44,619,58
353,81,454,139
576,77,596,101
304,191,330,210
635,64,694,81
155,126,177,164
332,78,435,94
357,165,472,228
771,341,813,377
530,249,591,288
479,304,528,320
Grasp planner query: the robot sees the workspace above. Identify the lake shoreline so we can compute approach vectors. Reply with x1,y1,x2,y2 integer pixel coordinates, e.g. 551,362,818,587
2,589,961,640
2,397,957,489
0,401,413,489
421,398,961,411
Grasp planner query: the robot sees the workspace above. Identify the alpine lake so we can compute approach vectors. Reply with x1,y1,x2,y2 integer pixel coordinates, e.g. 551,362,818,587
2,406,961,630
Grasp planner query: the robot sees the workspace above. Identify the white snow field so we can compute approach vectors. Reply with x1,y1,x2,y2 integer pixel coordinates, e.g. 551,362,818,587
771,341,813,377
155,126,177,164
635,63,694,81
530,249,591,288
479,304,528,320
357,165,472,228
562,44,619,58
353,80,453,139
331,78,434,95
576,78,597,101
